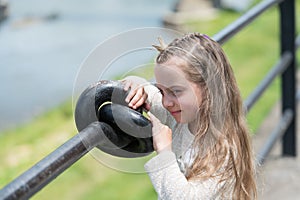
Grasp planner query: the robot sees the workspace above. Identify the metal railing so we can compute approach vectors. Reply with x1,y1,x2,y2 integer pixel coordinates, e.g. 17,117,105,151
0,122,117,200
212,0,297,164
0,0,297,199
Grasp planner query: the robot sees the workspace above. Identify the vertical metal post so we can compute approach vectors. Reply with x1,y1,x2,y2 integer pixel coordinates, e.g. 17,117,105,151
279,0,297,156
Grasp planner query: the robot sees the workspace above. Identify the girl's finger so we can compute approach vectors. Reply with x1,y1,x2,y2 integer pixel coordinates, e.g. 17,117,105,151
132,93,148,109
125,86,138,103
147,111,159,124
148,112,165,136
144,102,151,111
129,87,144,107
122,80,132,91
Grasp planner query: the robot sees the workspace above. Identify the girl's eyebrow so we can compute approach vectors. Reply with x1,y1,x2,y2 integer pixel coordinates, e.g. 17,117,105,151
169,85,185,89
154,83,185,90
154,83,163,90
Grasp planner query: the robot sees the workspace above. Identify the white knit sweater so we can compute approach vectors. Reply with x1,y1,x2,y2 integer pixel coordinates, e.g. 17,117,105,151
143,83,231,200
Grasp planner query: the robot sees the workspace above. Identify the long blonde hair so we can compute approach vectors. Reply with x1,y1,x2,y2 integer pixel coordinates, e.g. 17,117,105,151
154,33,257,199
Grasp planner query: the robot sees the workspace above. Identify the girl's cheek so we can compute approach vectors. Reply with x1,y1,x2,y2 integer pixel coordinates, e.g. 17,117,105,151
177,97,188,107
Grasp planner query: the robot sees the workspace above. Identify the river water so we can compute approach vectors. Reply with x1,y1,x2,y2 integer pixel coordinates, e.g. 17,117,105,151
0,0,176,131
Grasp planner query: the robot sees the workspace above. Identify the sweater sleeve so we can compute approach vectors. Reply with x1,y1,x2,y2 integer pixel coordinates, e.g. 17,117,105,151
143,82,175,127
144,151,221,200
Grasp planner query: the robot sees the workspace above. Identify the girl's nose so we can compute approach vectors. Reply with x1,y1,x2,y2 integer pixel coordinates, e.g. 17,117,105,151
162,94,174,108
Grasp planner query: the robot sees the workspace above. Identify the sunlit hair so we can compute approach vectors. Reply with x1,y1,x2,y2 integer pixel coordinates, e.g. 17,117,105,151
154,33,257,199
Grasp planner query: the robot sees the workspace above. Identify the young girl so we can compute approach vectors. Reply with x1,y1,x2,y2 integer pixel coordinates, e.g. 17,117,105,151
122,33,257,199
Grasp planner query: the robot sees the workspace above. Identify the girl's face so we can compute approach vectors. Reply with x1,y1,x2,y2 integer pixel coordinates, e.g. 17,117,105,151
154,57,203,125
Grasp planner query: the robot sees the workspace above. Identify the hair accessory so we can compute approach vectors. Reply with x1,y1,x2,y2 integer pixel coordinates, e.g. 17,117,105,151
152,36,168,53
201,33,210,40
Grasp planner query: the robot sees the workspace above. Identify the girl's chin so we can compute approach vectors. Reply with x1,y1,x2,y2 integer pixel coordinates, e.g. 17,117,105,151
174,118,181,123
173,116,186,123
173,114,195,124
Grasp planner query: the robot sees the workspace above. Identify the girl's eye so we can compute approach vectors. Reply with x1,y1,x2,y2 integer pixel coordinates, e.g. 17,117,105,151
172,90,182,95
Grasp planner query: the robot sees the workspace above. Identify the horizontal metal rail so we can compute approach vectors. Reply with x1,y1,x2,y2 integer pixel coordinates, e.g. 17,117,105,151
244,52,292,112
256,109,294,165
213,0,284,44
0,122,115,200
249,31,299,164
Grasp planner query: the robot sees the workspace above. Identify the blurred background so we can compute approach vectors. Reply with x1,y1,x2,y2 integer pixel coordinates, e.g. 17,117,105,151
0,0,175,132
0,0,299,199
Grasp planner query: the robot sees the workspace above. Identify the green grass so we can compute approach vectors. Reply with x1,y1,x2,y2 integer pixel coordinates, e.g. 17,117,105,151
1,1,300,199
0,101,156,200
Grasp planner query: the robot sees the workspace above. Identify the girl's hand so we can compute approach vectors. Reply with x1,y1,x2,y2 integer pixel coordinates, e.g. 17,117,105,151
148,112,172,154
121,77,150,110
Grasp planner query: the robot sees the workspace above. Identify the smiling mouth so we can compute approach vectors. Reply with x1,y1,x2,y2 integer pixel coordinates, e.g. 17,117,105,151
170,110,181,116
